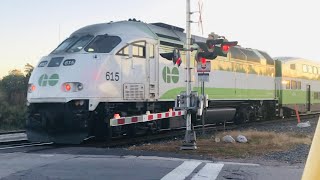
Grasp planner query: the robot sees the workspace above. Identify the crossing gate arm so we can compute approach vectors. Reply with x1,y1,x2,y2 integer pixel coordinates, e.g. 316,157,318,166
110,110,186,127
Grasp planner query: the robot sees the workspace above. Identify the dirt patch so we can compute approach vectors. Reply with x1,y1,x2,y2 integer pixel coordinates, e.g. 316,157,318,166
128,130,312,159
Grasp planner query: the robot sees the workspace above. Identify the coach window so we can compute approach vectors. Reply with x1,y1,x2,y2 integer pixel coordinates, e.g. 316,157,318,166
290,64,296,70
302,65,307,73
297,81,301,89
286,81,291,89
291,80,297,89
308,65,313,73
313,67,318,74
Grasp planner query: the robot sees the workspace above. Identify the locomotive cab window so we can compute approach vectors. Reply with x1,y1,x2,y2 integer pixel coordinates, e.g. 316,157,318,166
117,41,146,58
132,41,146,58
85,35,121,53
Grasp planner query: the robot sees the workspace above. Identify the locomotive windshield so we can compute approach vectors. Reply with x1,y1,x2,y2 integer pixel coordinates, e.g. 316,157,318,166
67,35,94,53
51,36,78,54
84,35,121,53
51,34,121,54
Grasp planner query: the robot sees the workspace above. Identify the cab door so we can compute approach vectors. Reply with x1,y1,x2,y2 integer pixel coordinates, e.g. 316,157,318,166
147,43,158,100
120,41,148,100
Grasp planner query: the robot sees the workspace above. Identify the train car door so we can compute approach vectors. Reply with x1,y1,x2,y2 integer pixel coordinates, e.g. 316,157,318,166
120,41,148,100
306,85,311,111
147,43,158,100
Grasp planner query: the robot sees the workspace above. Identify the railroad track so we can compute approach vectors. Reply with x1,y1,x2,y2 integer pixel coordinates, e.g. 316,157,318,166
0,113,318,149
0,142,53,151
0,130,26,135
0,131,28,146
85,113,319,148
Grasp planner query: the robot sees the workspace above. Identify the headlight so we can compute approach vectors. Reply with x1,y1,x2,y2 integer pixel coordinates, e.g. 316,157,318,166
28,84,36,93
62,82,84,92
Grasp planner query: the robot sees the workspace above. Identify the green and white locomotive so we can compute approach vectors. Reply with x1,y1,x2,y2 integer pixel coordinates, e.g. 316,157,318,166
26,19,320,144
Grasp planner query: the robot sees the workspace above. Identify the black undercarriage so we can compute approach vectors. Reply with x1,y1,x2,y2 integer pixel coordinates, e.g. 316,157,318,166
26,100,277,144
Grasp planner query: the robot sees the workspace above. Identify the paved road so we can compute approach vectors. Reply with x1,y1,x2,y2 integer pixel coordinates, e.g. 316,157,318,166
0,151,303,180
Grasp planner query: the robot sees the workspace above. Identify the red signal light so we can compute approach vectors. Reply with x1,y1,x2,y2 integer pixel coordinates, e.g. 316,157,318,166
65,83,71,91
201,57,206,65
222,45,230,52
176,57,182,67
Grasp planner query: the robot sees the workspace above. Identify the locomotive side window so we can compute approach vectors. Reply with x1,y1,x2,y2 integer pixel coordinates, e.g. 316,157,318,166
117,45,129,56
116,41,146,58
132,41,146,58
85,35,121,53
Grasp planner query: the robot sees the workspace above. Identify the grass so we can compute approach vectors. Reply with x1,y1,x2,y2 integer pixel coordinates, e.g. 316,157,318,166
128,130,312,159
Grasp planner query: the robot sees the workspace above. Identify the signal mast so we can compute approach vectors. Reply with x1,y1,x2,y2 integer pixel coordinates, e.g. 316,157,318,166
161,0,238,150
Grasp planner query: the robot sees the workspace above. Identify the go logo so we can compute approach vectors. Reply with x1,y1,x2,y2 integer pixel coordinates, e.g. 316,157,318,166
162,66,179,84
38,74,59,87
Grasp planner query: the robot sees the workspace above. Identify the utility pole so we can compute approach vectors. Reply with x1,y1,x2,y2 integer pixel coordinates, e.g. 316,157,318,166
180,0,197,150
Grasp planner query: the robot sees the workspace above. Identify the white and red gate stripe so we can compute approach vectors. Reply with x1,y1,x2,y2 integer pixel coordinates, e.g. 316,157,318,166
110,110,186,127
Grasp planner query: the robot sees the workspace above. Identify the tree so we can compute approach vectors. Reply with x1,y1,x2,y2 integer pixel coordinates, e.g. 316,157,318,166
0,64,34,105
24,63,34,79
1,70,28,105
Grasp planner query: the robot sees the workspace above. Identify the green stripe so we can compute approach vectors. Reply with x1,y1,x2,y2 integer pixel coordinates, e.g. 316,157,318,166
160,87,275,99
281,90,320,104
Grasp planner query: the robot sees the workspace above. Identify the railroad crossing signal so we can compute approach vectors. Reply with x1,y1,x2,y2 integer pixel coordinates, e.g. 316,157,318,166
160,48,182,67
195,39,238,60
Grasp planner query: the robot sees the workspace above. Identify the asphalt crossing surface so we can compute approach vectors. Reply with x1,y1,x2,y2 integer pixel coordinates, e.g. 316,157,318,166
0,151,303,180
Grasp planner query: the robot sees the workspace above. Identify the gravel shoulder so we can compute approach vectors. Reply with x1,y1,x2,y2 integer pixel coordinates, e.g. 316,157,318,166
127,115,319,167
237,116,318,166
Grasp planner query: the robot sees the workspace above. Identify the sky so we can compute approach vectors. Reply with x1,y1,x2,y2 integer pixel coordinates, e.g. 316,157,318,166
0,0,319,78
